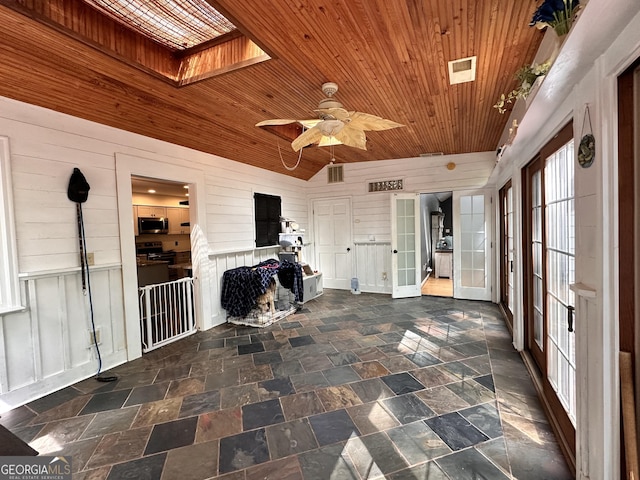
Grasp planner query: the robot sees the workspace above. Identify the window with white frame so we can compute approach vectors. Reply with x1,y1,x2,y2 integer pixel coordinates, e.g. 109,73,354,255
0,137,21,313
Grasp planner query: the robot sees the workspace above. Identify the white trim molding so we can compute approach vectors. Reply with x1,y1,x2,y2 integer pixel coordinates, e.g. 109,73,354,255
0,136,22,314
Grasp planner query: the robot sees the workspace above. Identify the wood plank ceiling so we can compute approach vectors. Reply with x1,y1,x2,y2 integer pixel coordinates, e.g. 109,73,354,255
0,0,543,180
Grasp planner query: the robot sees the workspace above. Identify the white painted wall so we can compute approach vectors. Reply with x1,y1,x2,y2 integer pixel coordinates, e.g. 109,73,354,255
306,152,496,293
0,96,307,410
488,2,640,478
420,193,441,280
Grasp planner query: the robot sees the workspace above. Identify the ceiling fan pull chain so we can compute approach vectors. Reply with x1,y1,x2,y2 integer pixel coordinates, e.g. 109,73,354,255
278,142,303,171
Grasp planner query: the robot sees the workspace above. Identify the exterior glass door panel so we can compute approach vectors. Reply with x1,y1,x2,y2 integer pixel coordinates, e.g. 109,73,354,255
523,123,576,459
499,181,514,329
545,141,576,424
532,169,544,353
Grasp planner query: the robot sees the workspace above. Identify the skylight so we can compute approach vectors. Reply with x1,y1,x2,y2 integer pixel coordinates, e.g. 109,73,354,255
83,0,237,51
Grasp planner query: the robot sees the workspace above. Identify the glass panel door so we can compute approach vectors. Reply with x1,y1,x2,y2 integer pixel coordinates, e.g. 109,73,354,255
532,169,545,351
545,141,576,424
523,123,576,460
453,190,492,301
499,181,514,329
391,193,421,298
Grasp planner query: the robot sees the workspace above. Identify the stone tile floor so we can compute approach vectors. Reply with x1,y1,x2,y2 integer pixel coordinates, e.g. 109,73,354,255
0,290,573,479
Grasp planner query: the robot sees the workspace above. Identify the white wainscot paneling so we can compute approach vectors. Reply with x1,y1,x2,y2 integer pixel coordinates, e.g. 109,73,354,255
354,242,392,294
211,247,281,273
0,266,127,411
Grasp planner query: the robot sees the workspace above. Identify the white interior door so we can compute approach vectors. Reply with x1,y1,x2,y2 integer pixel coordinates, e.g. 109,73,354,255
313,197,352,289
391,193,421,298
453,190,492,301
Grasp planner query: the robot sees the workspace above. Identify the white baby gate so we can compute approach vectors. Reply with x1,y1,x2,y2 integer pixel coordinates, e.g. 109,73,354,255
139,277,196,352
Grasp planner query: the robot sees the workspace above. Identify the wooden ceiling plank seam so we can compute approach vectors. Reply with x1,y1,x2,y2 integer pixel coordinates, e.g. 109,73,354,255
426,0,458,152
204,0,280,60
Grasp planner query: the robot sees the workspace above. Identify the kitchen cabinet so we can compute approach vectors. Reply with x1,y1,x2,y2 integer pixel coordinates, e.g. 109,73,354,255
136,205,166,218
174,251,191,264
168,251,192,280
435,251,453,278
167,207,190,234
137,262,169,286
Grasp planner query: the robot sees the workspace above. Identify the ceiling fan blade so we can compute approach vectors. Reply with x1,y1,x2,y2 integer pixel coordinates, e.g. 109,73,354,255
291,126,324,151
334,126,367,150
314,107,350,121
347,112,404,131
298,118,322,128
255,118,298,127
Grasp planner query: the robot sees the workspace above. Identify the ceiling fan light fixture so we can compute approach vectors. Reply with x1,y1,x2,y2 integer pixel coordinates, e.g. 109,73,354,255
317,119,345,136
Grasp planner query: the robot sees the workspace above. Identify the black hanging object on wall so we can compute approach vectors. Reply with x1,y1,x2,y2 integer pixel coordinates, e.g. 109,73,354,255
67,168,117,383
67,167,91,203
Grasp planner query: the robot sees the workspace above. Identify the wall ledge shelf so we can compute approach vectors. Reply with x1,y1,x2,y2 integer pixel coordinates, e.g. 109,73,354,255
570,282,597,298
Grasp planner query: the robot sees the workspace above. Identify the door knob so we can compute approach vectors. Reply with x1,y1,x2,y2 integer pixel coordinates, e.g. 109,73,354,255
393,249,398,254
347,247,351,252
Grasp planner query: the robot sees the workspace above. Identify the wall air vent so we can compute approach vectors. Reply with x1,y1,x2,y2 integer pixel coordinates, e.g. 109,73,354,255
327,164,344,184
368,179,403,192
448,56,477,85
419,152,444,157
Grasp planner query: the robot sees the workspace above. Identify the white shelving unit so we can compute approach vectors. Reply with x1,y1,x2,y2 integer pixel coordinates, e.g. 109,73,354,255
278,233,323,303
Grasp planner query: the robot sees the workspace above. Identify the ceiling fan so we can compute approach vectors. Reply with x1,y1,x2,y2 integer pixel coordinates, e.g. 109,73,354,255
256,82,404,151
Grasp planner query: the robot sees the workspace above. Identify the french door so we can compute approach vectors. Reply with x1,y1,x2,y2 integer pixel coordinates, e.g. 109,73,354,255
499,181,514,330
523,123,576,459
452,190,492,301
391,193,421,298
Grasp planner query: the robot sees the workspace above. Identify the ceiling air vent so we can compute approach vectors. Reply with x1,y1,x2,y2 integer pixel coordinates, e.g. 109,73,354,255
327,164,344,184
448,56,477,85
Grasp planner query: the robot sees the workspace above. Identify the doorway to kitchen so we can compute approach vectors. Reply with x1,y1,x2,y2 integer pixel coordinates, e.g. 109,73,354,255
420,191,453,297
132,175,195,352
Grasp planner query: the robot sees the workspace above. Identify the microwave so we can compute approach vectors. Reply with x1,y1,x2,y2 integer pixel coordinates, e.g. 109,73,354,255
138,216,168,234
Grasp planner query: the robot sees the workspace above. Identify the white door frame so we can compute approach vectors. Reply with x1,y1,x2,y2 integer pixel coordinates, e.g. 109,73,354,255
115,153,211,361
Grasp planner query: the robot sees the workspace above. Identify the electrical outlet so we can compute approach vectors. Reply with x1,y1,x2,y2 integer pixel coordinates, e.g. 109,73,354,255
382,272,387,281
88,328,101,348
86,252,95,266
